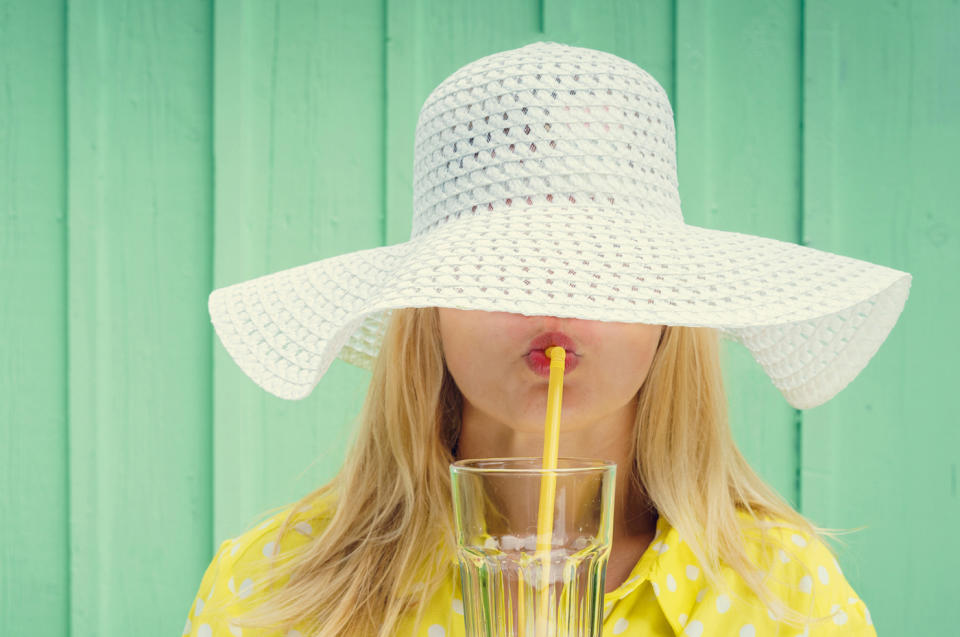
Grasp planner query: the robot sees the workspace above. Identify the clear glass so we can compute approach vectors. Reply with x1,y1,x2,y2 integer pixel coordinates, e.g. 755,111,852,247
450,457,616,637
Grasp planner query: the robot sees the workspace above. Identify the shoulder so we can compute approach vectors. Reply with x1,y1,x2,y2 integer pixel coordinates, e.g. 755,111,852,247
635,510,876,636
182,494,336,636
735,509,843,586
225,494,334,566
735,509,877,632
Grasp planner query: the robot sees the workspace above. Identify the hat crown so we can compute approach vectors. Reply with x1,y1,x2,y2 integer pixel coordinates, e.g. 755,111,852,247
410,41,682,239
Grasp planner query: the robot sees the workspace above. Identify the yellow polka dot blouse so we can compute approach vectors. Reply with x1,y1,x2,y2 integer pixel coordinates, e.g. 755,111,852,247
183,501,876,636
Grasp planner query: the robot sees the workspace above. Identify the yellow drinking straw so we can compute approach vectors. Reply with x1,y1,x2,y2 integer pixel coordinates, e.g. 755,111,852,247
534,346,566,635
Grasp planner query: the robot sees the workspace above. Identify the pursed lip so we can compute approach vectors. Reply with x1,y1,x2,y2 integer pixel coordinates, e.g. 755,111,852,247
525,331,580,376
527,331,578,355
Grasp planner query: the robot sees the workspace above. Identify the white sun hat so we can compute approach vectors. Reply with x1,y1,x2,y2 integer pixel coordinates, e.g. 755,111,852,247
207,41,911,409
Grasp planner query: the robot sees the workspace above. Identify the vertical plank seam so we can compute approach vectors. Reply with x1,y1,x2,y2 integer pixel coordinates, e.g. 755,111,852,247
266,1,280,252
795,409,803,511
670,0,678,133
798,0,808,252
207,0,217,559
62,0,72,633
796,0,806,514
381,0,388,247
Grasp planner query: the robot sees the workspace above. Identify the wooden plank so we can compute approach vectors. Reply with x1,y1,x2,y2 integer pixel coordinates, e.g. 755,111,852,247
802,0,960,631
66,1,213,634
676,0,802,503
0,1,69,634
211,0,382,544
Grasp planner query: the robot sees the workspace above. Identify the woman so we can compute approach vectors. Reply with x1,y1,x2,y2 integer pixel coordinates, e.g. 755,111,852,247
185,42,909,636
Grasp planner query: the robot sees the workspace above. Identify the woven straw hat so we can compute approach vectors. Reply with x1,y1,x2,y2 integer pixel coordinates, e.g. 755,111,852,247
208,41,910,409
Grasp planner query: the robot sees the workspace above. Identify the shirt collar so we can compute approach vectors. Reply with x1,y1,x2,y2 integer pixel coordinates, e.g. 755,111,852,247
603,513,702,635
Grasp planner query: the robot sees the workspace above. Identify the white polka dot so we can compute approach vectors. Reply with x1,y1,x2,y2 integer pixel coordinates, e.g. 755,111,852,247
262,541,278,557
739,624,755,637
865,607,873,625
678,613,688,626
778,549,790,563
817,565,829,585
427,625,445,637
182,619,191,635
195,597,204,614
198,625,212,637
652,582,660,596
651,541,668,553
827,604,848,626
798,575,812,593
237,578,254,599
716,594,731,613
228,623,242,636
227,576,236,594
791,533,807,547
256,519,276,531
294,521,313,536
612,617,629,634
452,598,464,615
666,573,677,592
230,541,242,556
695,588,706,603
848,596,857,604
684,619,704,636
685,564,699,581
768,609,777,620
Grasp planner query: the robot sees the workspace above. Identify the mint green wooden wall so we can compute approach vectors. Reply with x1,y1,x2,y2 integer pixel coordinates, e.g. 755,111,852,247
2,1,956,634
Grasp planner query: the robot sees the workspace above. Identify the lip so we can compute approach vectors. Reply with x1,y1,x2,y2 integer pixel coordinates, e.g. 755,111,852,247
525,331,580,377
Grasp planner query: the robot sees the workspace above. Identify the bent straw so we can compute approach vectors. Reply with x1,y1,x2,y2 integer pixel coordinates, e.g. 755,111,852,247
534,346,566,636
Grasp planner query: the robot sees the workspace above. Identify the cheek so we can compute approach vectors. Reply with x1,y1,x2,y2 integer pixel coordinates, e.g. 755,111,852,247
628,336,660,376
439,318,503,402
440,331,471,391
445,349,482,397
593,332,661,397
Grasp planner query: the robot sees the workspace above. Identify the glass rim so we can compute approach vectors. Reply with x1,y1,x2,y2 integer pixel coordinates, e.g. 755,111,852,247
450,456,616,475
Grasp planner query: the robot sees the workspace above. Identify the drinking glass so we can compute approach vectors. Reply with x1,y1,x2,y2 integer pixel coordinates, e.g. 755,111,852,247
450,457,616,637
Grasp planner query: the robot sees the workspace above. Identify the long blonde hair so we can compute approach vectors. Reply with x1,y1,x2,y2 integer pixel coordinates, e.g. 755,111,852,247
229,307,839,634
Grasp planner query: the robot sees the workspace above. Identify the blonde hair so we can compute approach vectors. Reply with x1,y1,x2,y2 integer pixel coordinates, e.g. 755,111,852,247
227,307,841,634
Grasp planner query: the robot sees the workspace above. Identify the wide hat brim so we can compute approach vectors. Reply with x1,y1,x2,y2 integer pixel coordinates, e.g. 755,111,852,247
207,204,910,409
